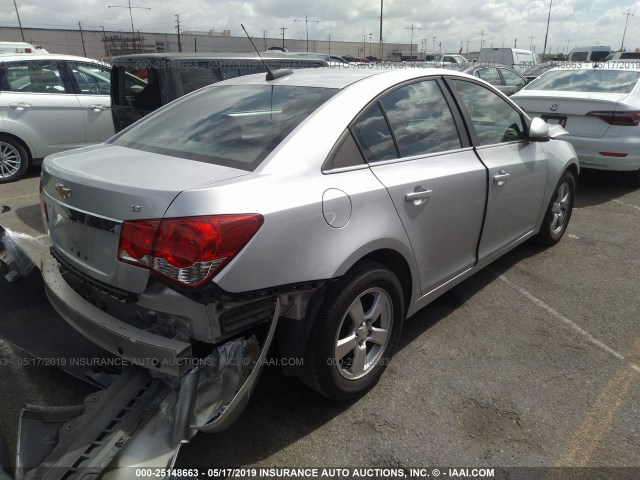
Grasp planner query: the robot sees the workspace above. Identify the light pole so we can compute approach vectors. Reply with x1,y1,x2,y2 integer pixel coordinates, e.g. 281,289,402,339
529,35,535,51
12,0,25,41
108,0,150,53
621,8,634,51
542,0,552,60
379,0,384,59
328,33,331,54
294,14,319,52
369,33,372,57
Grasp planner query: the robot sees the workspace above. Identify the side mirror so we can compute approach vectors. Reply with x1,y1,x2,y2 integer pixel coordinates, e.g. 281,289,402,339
528,117,550,142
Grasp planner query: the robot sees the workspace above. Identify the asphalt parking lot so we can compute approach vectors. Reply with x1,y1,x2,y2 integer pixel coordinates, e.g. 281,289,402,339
0,165,638,472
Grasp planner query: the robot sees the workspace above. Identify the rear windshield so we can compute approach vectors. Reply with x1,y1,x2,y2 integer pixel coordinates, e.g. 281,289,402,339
111,84,338,171
524,69,640,93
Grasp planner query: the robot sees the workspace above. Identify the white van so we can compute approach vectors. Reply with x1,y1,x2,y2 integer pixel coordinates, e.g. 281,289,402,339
476,48,537,73
0,41,49,55
568,46,611,62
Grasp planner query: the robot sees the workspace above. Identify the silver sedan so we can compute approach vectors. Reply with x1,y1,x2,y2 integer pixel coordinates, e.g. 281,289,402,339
39,66,578,408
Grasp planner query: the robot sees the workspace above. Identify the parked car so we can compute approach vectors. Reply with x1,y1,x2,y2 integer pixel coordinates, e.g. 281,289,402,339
463,64,527,95
568,45,611,62
40,67,578,413
110,52,328,132
0,41,48,55
0,54,118,183
434,53,469,69
512,64,640,185
476,47,538,73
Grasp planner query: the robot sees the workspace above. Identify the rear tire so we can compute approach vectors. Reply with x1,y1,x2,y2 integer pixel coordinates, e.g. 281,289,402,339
300,261,404,401
534,170,575,246
0,135,29,184
628,168,640,188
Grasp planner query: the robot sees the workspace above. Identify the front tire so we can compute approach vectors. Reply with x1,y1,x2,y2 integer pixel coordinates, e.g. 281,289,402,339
300,261,404,401
0,135,29,184
534,170,575,246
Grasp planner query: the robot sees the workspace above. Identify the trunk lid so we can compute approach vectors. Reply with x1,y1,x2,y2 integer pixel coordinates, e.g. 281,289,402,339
42,144,250,292
513,91,628,138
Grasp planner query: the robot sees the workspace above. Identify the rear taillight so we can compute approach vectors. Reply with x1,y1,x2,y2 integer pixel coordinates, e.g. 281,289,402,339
117,215,263,288
586,111,640,126
25,48,32,53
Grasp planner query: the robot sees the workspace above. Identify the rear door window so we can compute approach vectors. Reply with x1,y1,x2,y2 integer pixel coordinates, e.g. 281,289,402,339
379,80,462,157
70,62,111,95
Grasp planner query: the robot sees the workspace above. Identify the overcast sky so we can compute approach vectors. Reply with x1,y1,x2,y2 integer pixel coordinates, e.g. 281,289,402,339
1,0,639,54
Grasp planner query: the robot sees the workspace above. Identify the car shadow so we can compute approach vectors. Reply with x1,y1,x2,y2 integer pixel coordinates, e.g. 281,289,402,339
574,169,638,208
15,205,46,235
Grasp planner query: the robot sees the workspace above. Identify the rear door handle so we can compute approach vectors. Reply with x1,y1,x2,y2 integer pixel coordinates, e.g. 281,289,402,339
493,170,510,186
8,102,31,110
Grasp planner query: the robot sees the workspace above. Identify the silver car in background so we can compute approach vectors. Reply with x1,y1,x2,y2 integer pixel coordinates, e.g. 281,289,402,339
39,67,578,413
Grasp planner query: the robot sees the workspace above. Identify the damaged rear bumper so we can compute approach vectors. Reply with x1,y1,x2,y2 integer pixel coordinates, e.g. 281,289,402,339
41,255,193,377
1,225,282,478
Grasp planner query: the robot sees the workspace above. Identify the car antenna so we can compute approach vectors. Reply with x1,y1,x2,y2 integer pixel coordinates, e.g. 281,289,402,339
241,24,293,81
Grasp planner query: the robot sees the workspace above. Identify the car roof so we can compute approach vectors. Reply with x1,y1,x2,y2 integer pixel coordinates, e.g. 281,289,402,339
0,53,106,64
212,65,468,89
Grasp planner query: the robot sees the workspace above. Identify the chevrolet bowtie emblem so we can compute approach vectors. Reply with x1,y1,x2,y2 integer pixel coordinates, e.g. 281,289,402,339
55,183,72,199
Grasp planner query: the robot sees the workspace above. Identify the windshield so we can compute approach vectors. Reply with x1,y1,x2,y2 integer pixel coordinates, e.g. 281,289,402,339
111,84,338,171
524,68,640,93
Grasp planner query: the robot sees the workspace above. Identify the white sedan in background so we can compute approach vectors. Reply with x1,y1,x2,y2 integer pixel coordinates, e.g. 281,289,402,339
512,64,640,185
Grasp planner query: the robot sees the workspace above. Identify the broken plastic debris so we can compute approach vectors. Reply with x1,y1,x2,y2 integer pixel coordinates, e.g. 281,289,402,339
0,227,43,281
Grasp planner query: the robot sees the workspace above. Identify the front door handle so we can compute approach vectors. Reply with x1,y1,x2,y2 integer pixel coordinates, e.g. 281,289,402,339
493,170,510,186
8,102,31,110
405,188,433,205
87,104,110,111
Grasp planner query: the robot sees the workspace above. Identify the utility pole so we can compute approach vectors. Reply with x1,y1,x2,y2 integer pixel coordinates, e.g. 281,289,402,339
100,25,108,56
294,14,319,52
514,38,517,48
78,22,87,57
175,14,182,52
476,29,486,49
529,35,535,51
280,27,287,49
621,8,634,51
404,24,422,60
263,30,268,51
328,33,331,53
108,0,151,53
369,33,372,56
542,0,553,60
